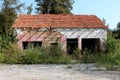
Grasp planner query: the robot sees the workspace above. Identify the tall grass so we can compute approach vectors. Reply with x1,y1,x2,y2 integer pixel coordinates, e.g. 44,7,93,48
0,44,71,64
20,45,72,64
3,43,24,64
0,31,120,69
95,32,120,70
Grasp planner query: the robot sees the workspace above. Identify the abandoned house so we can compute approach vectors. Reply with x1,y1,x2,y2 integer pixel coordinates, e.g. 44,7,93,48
12,14,107,54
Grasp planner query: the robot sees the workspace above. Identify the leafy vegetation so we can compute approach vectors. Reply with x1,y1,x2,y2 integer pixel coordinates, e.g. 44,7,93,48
35,0,74,14
78,32,120,70
0,0,120,72
0,45,72,64
113,22,120,39
0,30,120,70
0,0,23,51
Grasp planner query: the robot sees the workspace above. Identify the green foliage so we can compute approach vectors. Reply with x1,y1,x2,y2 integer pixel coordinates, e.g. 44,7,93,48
20,48,41,64
0,53,5,63
44,45,64,57
79,49,101,63
26,4,33,14
2,45,71,64
38,45,71,64
35,0,74,14
0,0,24,49
95,32,120,70
95,53,120,70
1,31,120,67
72,48,82,60
66,64,73,68
113,22,120,39
105,32,119,53
77,32,120,70
0,44,72,64
3,44,24,64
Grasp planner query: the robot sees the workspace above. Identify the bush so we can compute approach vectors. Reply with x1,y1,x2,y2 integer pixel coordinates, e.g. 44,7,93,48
79,49,101,63
3,44,24,64
72,48,82,60
44,45,64,57
105,32,118,53
0,44,72,64
0,53,5,63
20,48,41,64
95,32,120,70
19,45,72,64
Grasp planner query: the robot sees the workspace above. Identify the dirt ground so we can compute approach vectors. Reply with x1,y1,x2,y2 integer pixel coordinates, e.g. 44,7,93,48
0,64,119,80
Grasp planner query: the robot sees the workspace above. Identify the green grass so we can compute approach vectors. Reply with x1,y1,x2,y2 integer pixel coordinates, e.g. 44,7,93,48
0,32,120,71
0,44,72,64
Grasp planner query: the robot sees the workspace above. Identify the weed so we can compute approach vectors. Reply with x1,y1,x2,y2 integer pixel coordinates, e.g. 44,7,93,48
67,64,73,68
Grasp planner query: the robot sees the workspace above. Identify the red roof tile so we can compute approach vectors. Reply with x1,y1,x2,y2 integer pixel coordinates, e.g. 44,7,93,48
12,14,107,29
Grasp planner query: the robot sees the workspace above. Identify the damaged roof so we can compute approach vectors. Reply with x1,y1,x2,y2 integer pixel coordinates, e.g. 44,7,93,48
12,14,107,29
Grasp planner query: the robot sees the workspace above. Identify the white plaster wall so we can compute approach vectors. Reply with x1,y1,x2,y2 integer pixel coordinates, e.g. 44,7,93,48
15,28,107,50
59,28,107,50
59,28,107,39
15,28,107,42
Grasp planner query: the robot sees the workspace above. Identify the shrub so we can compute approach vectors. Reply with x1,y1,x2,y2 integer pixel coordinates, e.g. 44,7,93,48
20,48,41,64
19,45,72,64
105,32,119,54
72,48,82,60
44,45,64,57
80,51,98,63
0,53,5,63
3,43,24,64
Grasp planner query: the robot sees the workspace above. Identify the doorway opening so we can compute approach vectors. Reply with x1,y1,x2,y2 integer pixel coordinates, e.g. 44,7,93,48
82,38,100,53
67,38,78,55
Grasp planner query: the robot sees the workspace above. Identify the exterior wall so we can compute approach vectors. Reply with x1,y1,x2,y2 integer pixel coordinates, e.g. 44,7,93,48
15,28,107,51
58,28,107,51
15,28,61,49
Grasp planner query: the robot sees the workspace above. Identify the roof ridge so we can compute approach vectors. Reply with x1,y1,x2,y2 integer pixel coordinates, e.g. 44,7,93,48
18,14,97,16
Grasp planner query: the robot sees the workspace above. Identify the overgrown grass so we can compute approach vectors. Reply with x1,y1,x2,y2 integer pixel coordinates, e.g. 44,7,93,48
0,44,72,64
2,43,24,64
0,32,120,71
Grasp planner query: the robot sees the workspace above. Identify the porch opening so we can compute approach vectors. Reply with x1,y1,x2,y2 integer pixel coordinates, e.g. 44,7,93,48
67,38,78,55
22,41,42,49
82,38,100,53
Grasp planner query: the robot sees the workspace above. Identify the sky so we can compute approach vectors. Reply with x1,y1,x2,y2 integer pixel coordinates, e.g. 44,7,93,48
20,0,120,30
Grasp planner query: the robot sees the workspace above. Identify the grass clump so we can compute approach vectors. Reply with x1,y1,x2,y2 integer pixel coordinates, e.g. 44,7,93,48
20,48,41,64
18,45,71,64
2,43,24,64
95,32,120,70
0,53,5,63
1,31,120,69
66,64,73,68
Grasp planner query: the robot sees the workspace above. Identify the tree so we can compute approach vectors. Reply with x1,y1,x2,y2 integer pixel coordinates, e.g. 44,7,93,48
0,0,24,49
26,4,33,14
102,18,109,28
113,22,120,39
35,0,74,14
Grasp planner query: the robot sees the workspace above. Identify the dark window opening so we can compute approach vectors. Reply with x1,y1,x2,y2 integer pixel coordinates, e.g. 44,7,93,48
67,38,78,55
82,38,100,53
51,43,58,46
22,41,42,49
50,43,58,48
